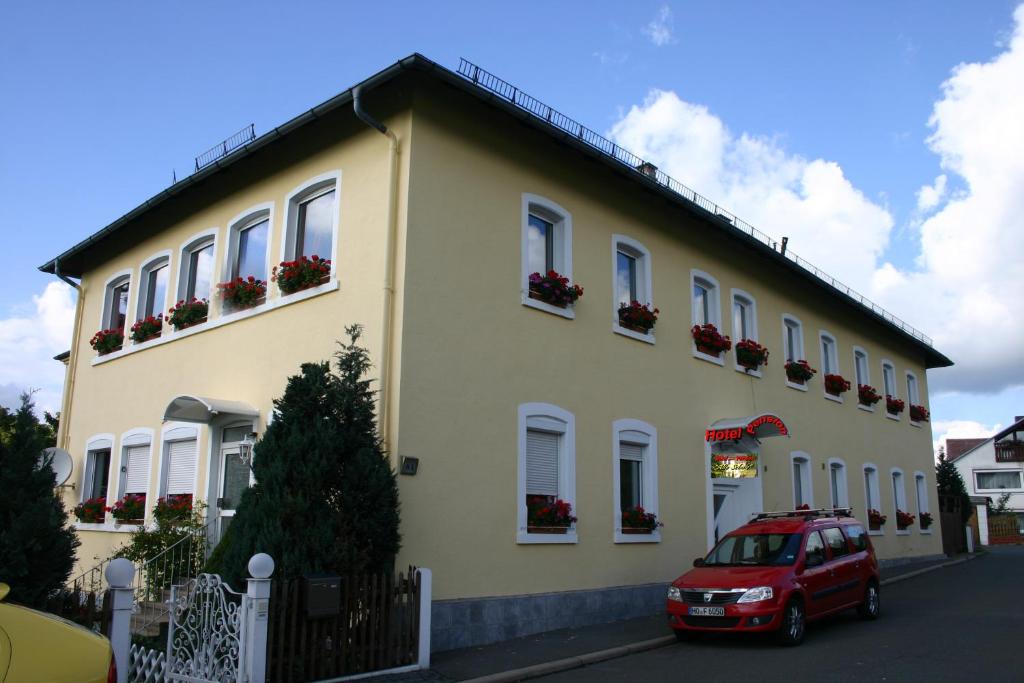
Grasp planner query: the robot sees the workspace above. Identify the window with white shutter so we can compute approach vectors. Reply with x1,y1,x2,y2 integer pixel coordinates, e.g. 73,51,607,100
525,430,559,499
124,444,150,495
518,403,576,544
613,420,659,543
165,439,197,495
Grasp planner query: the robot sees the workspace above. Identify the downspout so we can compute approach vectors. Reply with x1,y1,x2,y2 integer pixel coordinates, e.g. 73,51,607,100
353,85,400,456
53,259,84,451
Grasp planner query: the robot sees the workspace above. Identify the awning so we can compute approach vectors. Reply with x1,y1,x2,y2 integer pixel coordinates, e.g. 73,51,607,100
163,395,259,424
706,413,789,443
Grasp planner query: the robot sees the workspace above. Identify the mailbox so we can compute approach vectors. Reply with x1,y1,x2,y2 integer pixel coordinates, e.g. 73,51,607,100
304,574,342,618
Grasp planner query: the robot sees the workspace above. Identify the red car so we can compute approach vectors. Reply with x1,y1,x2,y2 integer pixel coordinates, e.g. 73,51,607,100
667,509,880,646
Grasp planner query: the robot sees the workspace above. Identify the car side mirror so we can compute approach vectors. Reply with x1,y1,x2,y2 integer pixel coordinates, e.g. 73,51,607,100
693,557,705,567
805,554,824,568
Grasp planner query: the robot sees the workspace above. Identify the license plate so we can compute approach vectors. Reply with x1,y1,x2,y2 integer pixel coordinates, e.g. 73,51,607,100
688,606,725,617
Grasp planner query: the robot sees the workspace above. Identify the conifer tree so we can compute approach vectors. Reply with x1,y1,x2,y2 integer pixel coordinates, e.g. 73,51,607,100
935,446,972,522
214,326,400,583
0,395,79,607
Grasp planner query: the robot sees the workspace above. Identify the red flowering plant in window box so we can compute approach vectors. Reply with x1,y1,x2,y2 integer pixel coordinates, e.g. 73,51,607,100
785,360,817,385
691,323,732,356
272,255,331,295
909,404,930,422
167,298,208,331
621,506,663,534
735,339,769,371
73,497,107,523
217,276,267,310
896,509,916,530
153,494,193,524
857,384,882,407
109,493,146,525
919,511,933,530
528,270,583,308
129,315,163,344
868,508,887,531
824,374,851,397
796,503,811,511
90,328,124,355
886,396,905,415
618,301,659,334
527,496,577,534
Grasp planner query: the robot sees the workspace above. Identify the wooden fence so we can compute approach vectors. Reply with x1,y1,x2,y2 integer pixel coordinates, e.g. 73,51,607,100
44,588,112,635
988,515,1024,544
267,569,421,682
938,495,966,555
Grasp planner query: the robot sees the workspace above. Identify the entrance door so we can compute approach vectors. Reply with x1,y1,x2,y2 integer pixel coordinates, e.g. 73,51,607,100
712,483,739,544
216,444,250,542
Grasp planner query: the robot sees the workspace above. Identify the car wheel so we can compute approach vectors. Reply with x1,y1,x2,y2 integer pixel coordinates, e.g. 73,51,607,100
674,629,698,642
776,599,806,646
857,581,880,620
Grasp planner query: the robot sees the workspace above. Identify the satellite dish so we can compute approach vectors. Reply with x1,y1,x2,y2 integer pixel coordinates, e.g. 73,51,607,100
39,447,74,487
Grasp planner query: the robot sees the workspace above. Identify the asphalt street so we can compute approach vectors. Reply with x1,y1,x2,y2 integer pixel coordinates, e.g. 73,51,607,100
537,547,1024,683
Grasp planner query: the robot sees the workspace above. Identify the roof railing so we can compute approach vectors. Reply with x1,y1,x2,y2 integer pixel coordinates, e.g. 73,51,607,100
456,58,933,348
752,508,854,521
194,124,256,171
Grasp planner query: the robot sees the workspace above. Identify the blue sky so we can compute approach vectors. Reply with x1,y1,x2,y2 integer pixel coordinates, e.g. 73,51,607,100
1,1,1022,447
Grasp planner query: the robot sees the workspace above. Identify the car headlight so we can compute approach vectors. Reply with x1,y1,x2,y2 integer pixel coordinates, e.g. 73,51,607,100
667,586,684,603
737,586,774,603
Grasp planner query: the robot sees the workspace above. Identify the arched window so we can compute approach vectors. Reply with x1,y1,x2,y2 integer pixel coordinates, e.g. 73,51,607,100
613,419,659,543
521,194,574,318
226,205,273,283
284,172,340,264
81,434,114,516
612,235,654,341
864,464,882,534
159,424,199,499
828,458,849,509
914,472,930,533
853,347,870,387
101,271,132,333
517,403,576,544
791,453,812,508
177,231,217,303
117,429,154,521
892,469,908,533
782,314,804,363
691,270,720,328
136,252,171,327
881,360,898,417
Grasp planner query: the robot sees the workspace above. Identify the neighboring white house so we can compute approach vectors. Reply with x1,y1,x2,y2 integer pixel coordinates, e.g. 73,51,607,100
950,416,1024,532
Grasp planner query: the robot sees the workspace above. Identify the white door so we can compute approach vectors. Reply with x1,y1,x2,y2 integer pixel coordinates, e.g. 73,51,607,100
216,444,250,542
713,478,764,542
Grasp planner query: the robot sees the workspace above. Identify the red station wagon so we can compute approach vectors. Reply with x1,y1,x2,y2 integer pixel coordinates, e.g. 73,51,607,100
667,509,880,645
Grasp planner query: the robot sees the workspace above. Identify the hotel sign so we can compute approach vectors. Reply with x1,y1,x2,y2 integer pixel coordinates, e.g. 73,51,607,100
705,415,788,442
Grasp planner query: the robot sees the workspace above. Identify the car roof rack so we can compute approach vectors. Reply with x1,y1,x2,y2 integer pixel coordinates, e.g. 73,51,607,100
751,508,854,521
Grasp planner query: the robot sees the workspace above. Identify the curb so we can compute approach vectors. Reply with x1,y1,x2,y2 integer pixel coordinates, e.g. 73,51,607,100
458,553,982,683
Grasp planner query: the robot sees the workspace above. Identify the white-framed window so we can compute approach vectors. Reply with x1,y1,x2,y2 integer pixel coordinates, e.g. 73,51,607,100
891,469,909,534
791,453,812,509
81,435,114,506
612,419,659,543
284,172,340,265
820,331,841,400
974,470,1023,491
612,235,654,342
521,194,574,318
881,361,898,417
159,425,199,498
517,403,576,544
864,464,883,534
853,347,870,387
828,458,849,509
731,289,759,374
225,205,273,283
914,472,930,533
782,315,804,362
118,430,153,508
691,270,721,328
906,371,921,414
177,231,217,303
101,271,132,333
136,253,171,322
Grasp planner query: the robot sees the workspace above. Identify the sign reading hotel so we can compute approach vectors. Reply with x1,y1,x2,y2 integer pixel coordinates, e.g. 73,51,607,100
704,415,788,443
710,452,758,478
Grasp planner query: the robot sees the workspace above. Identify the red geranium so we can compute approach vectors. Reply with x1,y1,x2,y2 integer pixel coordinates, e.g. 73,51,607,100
691,323,731,355
858,384,882,407
217,276,267,310
824,374,851,396
528,270,583,308
109,493,146,523
129,315,162,344
785,360,817,384
619,301,659,333
920,511,933,529
909,404,930,422
527,498,577,528
73,497,107,523
886,396,905,415
272,255,331,295
896,509,916,530
167,298,209,330
868,508,887,530
621,506,663,531
90,328,124,355
735,339,769,370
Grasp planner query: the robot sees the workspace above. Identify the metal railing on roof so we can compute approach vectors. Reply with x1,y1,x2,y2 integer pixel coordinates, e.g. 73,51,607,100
194,124,256,171
455,58,933,348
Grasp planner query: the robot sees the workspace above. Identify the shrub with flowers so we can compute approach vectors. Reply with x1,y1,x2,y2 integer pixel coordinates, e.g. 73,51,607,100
919,511,933,530
858,384,882,407
785,360,817,384
619,301,659,333
217,276,267,310
527,497,577,531
272,255,331,295
528,270,584,308
129,315,162,344
896,509,916,530
910,404,930,422
691,323,732,356
735,339,769,371
824,374,851,397
90,328,124,355
73,497,107,523
886,396,905,415
167,298,209,330
868,508,887,530
621,506,663,532
109,493,146,523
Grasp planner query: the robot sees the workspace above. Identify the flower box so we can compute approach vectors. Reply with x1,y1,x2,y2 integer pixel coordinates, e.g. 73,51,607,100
858,384,882,407
785,360,816,384
272,256,332,295
621,527,653,535
691,324,731,356
896,509,916,530
167,298,209,331
735,339,769,371
154,494,193,524
527,270,583,308
218,277,267,311
909,404,930,422
868,508,887,531
130,315,163,344
619,302,659,333
824,374,851,397
73,497,107,524
109,493,146,524
919,511,933,530
621,506,663,533
527,497,577,531
90,329,124,356
886,396,905,415
527,526,569,535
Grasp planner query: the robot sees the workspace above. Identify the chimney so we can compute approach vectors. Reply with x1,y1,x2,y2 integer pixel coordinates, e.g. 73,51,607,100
636,161,658,179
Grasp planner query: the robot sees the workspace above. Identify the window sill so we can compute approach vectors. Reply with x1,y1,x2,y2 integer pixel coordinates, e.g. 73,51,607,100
734,365,762,378
73,521,141,533
517,529,579,544
613,324,655,345
824,393,844,404
522,294,576,319
886,413,901,422
92,280,339,366
910,421,922,428
857,404,875,413
868,529,884,537
786,381,809,392
614,530,661,544
896,530,911,536
920,529,933,535
692,347,724,366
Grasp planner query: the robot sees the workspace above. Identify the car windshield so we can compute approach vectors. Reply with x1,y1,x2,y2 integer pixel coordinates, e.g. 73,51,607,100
704,533,802,566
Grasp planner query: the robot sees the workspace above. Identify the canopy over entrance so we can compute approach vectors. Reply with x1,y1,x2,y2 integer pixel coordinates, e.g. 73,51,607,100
163,395,259,424
705,413,789,445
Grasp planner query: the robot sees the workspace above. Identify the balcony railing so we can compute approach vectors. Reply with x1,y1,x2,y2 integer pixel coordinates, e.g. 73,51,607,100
995,441,1024,463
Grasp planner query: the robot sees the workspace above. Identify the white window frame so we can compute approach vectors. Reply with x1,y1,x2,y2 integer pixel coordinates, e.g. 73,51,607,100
906,371,922,426
973,469,1024,493
828,457,849,509
790,452,813,509
730,289,760,376
135,250,172,326
99,269,134,332
853,346,872,412
116,428,154,524
156,423,200,498
891,468,909,536
781,314,807,391
690,269,723,365
223,202,275,285
81,434,115,504
517,403,577,544
176,228,219,306
612,235,654,343
914,471,931,534
281,171,341,271
819,331,841,403
881,360,899,420
521,194,574,320
612,419,659,544
863,464,883,536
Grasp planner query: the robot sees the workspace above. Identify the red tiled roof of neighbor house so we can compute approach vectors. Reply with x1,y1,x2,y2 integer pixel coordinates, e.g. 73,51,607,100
946,438,987,462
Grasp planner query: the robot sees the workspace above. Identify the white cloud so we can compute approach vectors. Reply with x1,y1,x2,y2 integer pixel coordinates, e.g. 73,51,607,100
0,282,75,414
915,174,947,212
643,5,676,47
932,419,1002,456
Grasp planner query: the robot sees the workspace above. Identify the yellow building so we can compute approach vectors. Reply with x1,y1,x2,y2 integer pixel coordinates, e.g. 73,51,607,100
41,55,952,650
